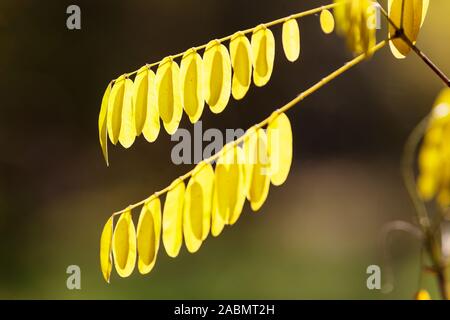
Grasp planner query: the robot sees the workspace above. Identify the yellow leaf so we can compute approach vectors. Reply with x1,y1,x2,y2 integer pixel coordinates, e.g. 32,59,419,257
140,67,160,143
211,146,231,237
98,82,112,166
107,75,126,145
156,56,182,134
203,40,232,113
119,78,136,148
212,145,246,234
162,179,185,257
267,112,293,186
100,216,113,283
251,25,275,87
388,0,425,59
415,289,431,300
282,18,300,62
229,32,252,100
180,48,204,123
246,128,271,211
228,146,246,225
417,173,438,200
137,197,161,275
112,210,136,278
133,66,159,143
183,162,214,253
320,9,335,34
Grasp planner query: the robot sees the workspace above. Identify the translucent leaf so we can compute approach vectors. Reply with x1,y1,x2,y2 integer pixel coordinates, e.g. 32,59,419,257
388,0,425,59
98,82,111,166
212,145,246,235
119,78,136,148
107,75,126,145
229,32,252,100
267,113,293,186
100,216,113,283
112,210,136,278
228,146,246,225
203,40,232,114
211,147,231,237
320,9,335,34
180,48,204,123
282,18,300,62
162,179,185,257
245,128,271,211
183,162,214,253
156,57,182,134
134,66,160,142
137,197,161,275
141,69,160,143
251,25,275,87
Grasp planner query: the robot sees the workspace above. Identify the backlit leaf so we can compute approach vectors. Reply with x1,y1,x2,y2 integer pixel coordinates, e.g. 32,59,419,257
162,179,185,257
251,25,275,87
156,57,182,134
183,162,214,253
203,40,232,113
282,18,300,62
100,216,113,283
98,82,112,166
134,66,160,142
320,9,335,34
112,210,136,278
229,32,252,100
118,78,136,148
388,0,427,59
180,48,204,123
212,145,246,234
267,112,293,186
107,75,126,145
137,197,161,275
246,128,271,211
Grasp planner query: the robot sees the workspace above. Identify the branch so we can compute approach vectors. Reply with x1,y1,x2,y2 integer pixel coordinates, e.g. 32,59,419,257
377,2,450,87
111,40,388,217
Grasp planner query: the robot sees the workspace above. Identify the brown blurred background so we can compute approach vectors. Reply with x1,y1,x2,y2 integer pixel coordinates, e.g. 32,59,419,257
0,0,449,299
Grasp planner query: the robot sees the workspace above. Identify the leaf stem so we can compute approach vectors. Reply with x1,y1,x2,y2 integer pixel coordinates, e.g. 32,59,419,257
111,40,387,217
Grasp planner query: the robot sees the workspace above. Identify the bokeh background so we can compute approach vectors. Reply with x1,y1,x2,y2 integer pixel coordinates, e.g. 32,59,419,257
0,0,449,299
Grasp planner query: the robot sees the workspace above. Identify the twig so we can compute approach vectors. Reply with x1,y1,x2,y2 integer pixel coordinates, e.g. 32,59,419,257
377,3,450,87
111,40,388,217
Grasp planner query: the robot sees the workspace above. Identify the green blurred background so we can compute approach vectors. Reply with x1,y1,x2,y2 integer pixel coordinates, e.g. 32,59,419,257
0,0,449,299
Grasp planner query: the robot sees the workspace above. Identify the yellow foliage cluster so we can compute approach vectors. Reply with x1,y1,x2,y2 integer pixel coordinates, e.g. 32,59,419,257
100,113,293,281
417,88,450,209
